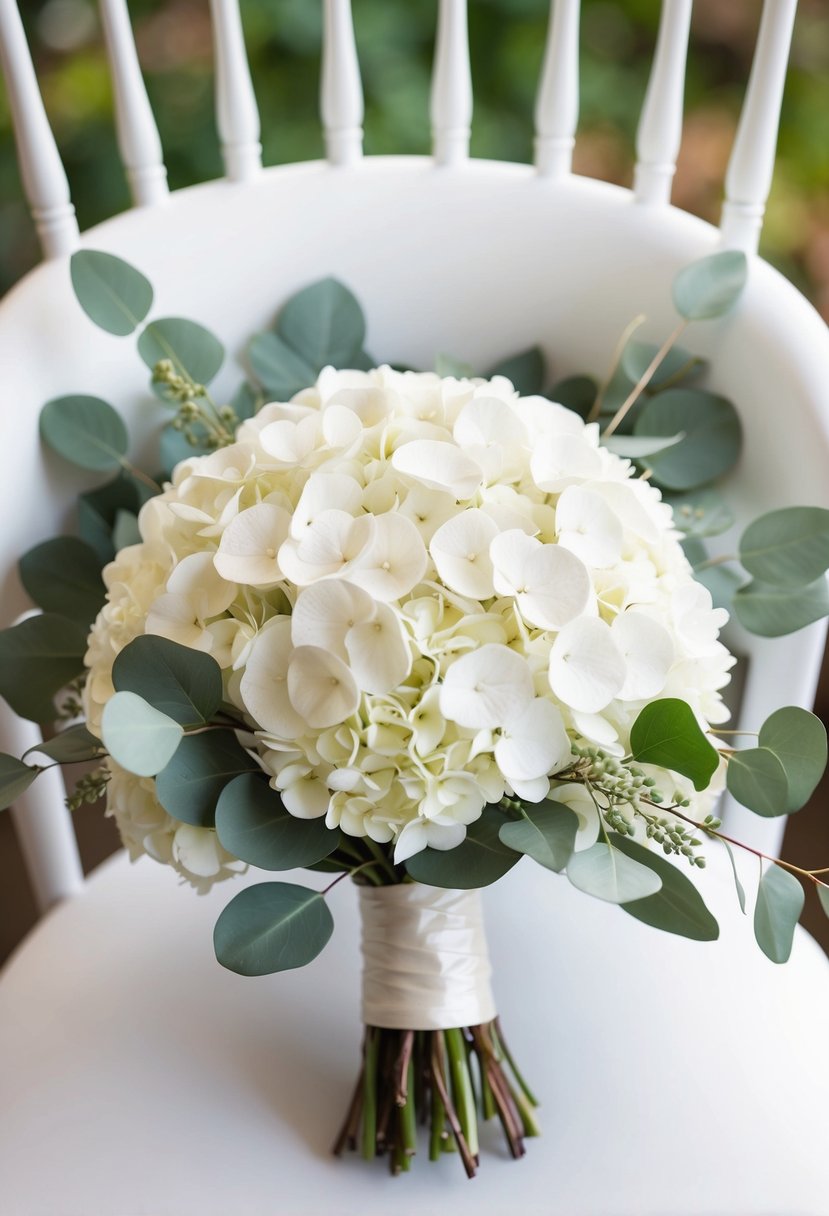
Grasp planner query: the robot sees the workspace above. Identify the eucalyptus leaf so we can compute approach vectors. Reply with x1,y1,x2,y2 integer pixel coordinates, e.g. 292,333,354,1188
758,707,827,811
634,389,742,491
0,755,40,812
726,747,789,817
40,395,129,473
214,881,334,976
155,732,259,827
739,507,829,588
112,635,222,727
498,800,578,872
19,537,104,627
248,331,316,398
549,375,597,419
77,474,143,563
159,421,211,475
611,834,719,941
487,347,544,395
112,510,141,552
672,250,748,321
101,691,184,777
630,698,720,791
25,724,104,765
721,839,747,915
138,317,224,384
603,432,685,459
620,340,705,390
215,773,338,869
278,278,366,370
566,841,662,904
667,489,736,538
435,353,475,379
694,562,742,614
70,249,153,336
0,613,87,723
753,864,804,964
230,381,261,422
818,885,829,920
732,577,829,638
405,806,520,888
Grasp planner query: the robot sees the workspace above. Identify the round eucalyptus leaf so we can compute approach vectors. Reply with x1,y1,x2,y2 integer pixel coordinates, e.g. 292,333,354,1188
40,395,129,472
634,389,742,491
818,885,829,920
248,331,316,398
112,635,222,727
101,691,184,777
213,881,334,976
70,249,153,336
155,731,258,827
726,747,789,817
215,773,338,869
739,507,829,588
672,250,748,321
732,577,829,638
611,834,719,941
159,421,211,476
25,724,104,765
0,755,40,812
630,698,720,791
758,707,827,812
620,341,705,390
278,277,366,370
486,347,545,396
405,806,520,889
693,562,742,615
498,800,578,872
549,375,597,420
753,864,804,964
0,613,87,723
230,381,261,422
666,489,736,538
566,842,662,904
77,474,143,564
435,353,474,379
19,536,105,627
138,317,224,384
603,432,685,459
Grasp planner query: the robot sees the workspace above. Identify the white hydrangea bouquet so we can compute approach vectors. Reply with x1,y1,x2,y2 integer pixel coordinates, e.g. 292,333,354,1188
1,249,828,1176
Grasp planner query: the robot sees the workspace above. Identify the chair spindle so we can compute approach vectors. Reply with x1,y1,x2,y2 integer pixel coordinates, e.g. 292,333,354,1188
0,0,78,258
208,0,262,183
321,0,363,167
633,0,692,206
99,0,168,207
720,0,798,254
534,0,580,178
431,0,472,167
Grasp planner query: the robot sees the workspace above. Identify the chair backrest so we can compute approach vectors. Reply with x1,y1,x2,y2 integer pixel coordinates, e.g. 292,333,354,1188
0,0,826,912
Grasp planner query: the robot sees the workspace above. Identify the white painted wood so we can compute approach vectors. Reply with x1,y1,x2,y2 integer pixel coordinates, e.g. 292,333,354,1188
321,0,363,167
99,0,167,206
534,0,580,177
0,0,78,257
634,0,692,205
721,0,799,254
208,0,262,182
430,0,472,167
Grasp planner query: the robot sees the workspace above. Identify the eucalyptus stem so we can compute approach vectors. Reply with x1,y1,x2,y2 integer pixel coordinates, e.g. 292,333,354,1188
602,319,688,437
587,312,647,423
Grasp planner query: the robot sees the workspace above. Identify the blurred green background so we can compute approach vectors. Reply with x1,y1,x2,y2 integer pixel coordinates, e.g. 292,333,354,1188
1,0,828,312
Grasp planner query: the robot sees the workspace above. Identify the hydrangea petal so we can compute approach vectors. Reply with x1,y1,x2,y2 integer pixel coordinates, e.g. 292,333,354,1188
213,502,291,586
530,432,602,493
345,603,411,694
555,485,624,569
290,473,363,538
166,551,236,617
521,545,593,630
439,643,534,729
287,645,360,729
495,697,571,782
549,617,626,713
430,509,499,599
391,439,483,498
346,513,427,601
238,617,305,739
612,610,675,700
291,579,375,659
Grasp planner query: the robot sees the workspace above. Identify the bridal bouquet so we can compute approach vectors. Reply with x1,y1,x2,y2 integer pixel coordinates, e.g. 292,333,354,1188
1,248,828,1175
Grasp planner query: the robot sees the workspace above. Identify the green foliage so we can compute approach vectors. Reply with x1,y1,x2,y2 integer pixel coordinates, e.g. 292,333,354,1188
19,537,104,628
0,754,40,812
154,731,258,827
682,538,742,613
279,277,367,370
248,332,317,399
739,507,829,587
667,489,736,538
634,389,742,491
77,474,148,564
434,353,474,379
721,840,747,915
498,800,578,872
549,375,597,419
566,840,662,904
629,698,720,791
213,881,334,976
818,885,829,919
101,691,184,777
672,251,748,321
40,394,129,472
732,577,829,637
603,432,685,459
620,340,705,389
24,724,104,765
486,347,545,395
611,834,719,941
753,864,804,964
112,635,223,728
138,317,225,384
758,707,827,812
70,250,153,336
0,613,87,723
215,772,338,869
405,806,520,888
726,748,789,817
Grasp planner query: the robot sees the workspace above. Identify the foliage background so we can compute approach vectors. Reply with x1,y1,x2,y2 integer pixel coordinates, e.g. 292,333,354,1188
0,0,827,957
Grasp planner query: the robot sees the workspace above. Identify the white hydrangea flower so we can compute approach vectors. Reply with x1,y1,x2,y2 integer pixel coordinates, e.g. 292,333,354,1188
85,366,735,881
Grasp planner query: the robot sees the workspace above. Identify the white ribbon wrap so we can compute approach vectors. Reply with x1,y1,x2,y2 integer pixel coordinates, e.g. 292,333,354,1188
358,883,497,1031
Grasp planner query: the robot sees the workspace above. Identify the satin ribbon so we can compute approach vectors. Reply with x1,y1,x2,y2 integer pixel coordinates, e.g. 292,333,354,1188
358,883,497,1030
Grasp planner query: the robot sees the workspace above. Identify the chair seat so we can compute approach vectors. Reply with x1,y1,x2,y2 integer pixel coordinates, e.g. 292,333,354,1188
1,847,826,1216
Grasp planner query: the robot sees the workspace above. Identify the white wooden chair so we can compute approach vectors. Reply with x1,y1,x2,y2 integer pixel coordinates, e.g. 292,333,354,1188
0,2,827,1213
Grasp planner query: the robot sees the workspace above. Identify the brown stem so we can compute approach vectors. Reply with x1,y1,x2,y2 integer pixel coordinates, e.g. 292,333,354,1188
430,1035,478,1179
470,1026,525,1159
332,1067,365,1155
394,1029,415,1106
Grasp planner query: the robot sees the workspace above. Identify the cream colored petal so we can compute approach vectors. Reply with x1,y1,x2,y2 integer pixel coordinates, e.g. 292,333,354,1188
238,617,305,739
287,645,360,729
430,509,499,600
549,617,626,713
391,439,483,499
345,602,411,694
214,502,291,586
